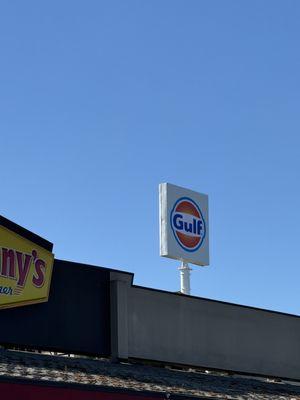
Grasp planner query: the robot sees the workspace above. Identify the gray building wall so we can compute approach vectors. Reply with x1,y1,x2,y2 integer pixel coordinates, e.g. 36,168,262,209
111,272,300,380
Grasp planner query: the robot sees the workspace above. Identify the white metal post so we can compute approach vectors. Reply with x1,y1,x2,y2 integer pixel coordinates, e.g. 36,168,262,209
178,262,192,295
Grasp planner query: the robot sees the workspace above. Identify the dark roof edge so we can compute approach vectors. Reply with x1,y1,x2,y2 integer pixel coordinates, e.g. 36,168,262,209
0,216,53,252
55,257,300,320
54,258,134,280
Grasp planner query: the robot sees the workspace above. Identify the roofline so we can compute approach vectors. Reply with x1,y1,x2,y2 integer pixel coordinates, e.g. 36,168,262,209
131,284,300,320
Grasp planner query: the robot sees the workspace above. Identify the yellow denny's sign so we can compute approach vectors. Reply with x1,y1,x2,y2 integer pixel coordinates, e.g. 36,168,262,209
0,223,54,310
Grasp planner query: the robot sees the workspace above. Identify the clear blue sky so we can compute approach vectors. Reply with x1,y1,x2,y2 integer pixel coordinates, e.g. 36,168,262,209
1,1,300,314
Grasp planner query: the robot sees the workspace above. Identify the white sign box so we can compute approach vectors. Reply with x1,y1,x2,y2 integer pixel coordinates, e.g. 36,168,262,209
159,183,209,266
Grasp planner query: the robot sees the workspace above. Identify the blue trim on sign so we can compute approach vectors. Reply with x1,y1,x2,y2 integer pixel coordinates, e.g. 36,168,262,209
170,196,206,253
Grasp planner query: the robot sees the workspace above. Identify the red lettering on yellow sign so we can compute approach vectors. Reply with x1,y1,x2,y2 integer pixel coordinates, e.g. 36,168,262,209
0,248,47,289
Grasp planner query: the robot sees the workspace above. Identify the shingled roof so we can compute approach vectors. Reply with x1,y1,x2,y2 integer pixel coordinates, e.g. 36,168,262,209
1,348,300,399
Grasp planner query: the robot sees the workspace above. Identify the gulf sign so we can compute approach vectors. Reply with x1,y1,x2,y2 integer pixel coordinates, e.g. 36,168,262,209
171,197,206,252
160,183,209,266
0,220,54,310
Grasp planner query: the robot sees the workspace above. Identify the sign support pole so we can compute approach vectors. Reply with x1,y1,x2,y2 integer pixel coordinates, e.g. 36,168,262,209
178,262,192,295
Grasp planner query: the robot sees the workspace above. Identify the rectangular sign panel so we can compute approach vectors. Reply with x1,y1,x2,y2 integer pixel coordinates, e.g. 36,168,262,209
159,183,209,266
0,221,54,309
